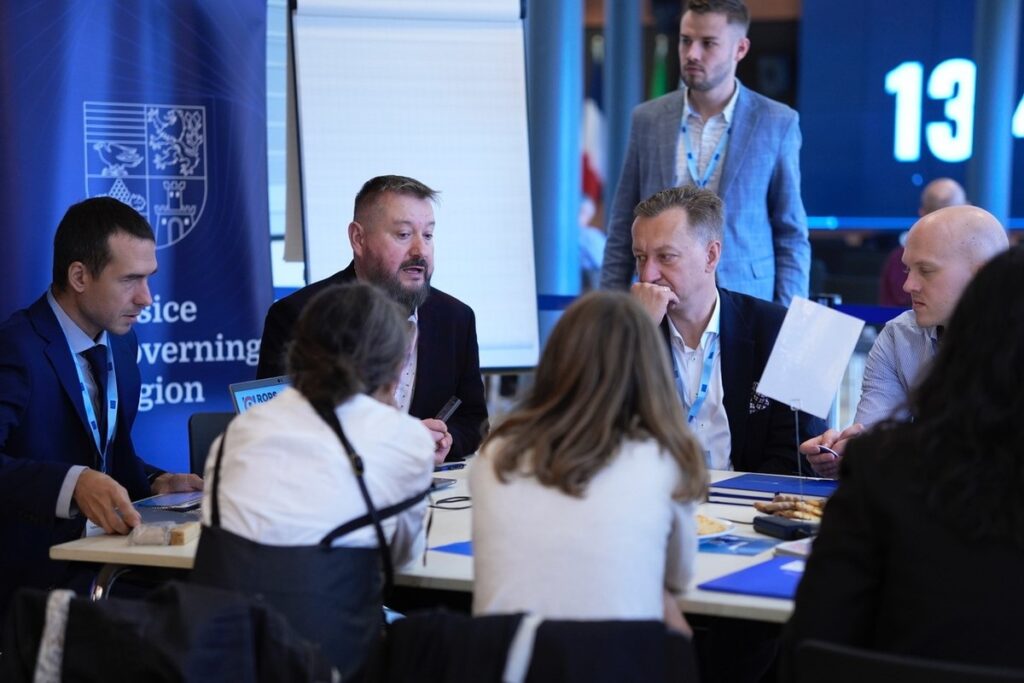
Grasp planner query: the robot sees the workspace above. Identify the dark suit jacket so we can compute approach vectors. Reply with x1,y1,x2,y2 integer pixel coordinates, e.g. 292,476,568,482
257,264,488,459
0,295,150,612
661,288,824,474
781,428,1024,674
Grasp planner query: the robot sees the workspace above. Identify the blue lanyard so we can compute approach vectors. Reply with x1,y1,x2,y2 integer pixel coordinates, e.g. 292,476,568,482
67,343,118,470
671,335,719,425
680,119,731,189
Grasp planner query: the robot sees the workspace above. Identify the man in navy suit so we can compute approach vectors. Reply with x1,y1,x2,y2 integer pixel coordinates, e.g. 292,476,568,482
630,186,823,473
258,175,487,462
601,0,810,306
0,197,201,616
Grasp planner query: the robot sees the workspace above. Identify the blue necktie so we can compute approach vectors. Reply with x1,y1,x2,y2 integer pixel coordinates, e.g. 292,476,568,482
82,344,109,452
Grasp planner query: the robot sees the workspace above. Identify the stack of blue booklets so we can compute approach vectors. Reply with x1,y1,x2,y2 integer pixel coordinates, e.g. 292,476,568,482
709,473,838,505
697,557,806,600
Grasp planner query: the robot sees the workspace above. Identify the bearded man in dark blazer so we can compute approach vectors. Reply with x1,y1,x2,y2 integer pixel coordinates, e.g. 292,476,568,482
257,175,487,462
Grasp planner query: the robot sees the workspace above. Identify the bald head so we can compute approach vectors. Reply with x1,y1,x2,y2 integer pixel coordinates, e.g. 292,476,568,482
902,205,1008,327
911,205,1008,269
919,178,966,216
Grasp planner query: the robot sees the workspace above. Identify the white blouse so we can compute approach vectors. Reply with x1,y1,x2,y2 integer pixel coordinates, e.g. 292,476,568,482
202,388,434,567
471,437,698,620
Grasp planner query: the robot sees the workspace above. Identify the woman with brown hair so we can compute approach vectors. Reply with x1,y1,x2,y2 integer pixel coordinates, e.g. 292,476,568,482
192,282,434,678
471,291,707,631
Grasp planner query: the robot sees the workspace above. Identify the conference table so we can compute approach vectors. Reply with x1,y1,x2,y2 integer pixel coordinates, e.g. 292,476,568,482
50,466,804,623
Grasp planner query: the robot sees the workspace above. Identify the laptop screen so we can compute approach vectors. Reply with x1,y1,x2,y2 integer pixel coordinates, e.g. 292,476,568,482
227,375,290,413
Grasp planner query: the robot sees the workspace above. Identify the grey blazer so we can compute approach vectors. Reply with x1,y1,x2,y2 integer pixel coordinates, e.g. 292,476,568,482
600,83,810,306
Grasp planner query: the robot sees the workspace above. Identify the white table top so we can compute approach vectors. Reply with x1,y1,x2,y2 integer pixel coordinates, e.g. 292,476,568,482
50,531,198,570
400,467,797,623
50,466,801,623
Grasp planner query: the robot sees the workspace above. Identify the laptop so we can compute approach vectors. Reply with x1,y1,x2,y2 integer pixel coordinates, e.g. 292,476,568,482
227,375,290,414
228,376,455,491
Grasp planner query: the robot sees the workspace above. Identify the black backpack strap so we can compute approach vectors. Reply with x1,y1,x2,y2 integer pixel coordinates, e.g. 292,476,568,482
319,485,431,547
208,419,233,529
311,400,397,595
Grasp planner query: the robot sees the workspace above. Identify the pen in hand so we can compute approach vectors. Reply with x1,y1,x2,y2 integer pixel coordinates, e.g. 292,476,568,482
435,396,462,422
817,445,840,459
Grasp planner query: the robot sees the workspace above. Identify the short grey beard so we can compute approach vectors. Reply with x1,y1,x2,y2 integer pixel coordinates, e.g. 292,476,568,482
378,273,430,313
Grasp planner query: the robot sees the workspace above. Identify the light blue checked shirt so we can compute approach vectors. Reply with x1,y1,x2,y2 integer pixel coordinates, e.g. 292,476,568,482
853,310,939,427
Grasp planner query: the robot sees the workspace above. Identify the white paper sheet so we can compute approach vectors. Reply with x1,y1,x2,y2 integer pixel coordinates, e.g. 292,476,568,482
756,297,865,419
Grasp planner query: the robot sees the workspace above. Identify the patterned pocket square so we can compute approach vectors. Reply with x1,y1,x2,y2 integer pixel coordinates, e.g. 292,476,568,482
748,382,770,413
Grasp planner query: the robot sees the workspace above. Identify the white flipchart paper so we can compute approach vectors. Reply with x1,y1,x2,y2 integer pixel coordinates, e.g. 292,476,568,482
756,297,865,420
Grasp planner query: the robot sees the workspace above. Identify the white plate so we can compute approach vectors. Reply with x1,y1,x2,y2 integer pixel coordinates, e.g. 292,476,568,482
697,514,736,539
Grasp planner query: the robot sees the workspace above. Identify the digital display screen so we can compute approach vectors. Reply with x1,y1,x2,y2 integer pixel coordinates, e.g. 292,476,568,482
798,0,1024,229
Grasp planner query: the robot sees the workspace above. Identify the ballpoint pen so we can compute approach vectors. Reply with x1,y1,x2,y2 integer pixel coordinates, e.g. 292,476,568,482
817,445,840,458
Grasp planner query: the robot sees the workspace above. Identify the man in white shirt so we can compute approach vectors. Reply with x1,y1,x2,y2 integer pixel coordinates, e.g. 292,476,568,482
601,0,810,305
630,186,824,473
801,205,1008,477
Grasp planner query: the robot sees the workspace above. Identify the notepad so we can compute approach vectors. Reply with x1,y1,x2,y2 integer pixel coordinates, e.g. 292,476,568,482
697,557,805,599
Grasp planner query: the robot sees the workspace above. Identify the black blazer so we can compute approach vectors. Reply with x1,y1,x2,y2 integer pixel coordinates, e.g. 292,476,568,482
781,428,1024,674
661,288,825,474
0,295,150,614
256,264,487,459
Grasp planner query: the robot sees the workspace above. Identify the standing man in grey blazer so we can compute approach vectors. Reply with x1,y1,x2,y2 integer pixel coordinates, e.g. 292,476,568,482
601,0,810,306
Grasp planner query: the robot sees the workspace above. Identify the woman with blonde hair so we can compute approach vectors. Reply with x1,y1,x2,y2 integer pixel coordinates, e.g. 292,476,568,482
471,290,706,631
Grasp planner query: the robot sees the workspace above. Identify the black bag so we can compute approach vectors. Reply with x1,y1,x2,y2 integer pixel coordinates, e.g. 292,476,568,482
191,401,428,679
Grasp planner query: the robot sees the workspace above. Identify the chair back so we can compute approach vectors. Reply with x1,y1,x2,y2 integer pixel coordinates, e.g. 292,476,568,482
0,582,333,683
796,639,1024,683
362,611,699,683
188,412,234,475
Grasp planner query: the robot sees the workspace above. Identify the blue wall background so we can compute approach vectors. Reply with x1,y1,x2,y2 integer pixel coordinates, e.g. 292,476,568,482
0,1,273,471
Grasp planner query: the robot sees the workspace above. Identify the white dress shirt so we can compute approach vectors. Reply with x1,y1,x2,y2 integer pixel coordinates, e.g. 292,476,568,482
667,290,731,470
46,289,112,518
393,310,419,413
203,388,434,567
674,81,741,192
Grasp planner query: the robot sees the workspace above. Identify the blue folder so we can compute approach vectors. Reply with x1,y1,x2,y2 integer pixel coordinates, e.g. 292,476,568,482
712,473,838,498
430,540,474,557
699,535,780,556
697,557,805,599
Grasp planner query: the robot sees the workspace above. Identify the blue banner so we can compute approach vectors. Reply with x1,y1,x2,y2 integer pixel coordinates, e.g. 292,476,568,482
0,1,272,471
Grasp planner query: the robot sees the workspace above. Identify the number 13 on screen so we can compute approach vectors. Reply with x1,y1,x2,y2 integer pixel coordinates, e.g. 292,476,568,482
885,58,1024,163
